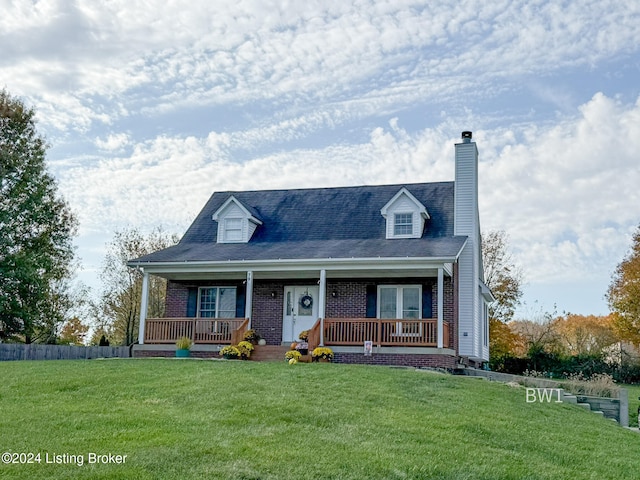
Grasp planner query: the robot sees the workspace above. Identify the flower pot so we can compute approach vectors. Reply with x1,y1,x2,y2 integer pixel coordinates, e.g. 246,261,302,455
297,349,308,356
223,354,238,360
176,349,190,358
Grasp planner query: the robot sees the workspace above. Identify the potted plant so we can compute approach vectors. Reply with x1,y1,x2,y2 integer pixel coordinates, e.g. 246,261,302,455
311,347,334,362
296,331,309,355
237,341,254,360
285,350,302,363
220,345,241,360
175,336,192,358
298,330,309,342
243,329,262,345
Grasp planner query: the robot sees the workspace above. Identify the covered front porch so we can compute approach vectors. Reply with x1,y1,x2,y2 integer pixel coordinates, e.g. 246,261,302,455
135,257,457,361
141,316,451,349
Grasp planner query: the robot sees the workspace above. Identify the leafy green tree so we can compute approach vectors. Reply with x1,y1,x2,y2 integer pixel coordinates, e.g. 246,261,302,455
0,90,78,343
607,226,640,345
98,227,178,345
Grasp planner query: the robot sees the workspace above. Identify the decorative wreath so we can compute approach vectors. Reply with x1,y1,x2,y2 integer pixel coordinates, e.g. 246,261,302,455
299,295,313,309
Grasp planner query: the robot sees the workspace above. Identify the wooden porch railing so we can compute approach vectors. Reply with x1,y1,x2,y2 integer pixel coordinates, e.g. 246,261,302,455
308,318,322,353
230,318,250,345
321,318,450,348
144,318,248,344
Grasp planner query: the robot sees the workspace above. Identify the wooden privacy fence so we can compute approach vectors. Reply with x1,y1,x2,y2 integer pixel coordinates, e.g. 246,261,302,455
0,344,131,361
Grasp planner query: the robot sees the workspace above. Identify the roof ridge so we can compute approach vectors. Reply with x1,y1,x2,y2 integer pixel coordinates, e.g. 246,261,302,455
215,180,454,196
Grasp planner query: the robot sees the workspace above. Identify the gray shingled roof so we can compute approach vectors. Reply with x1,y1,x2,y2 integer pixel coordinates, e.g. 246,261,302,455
131,182,467,264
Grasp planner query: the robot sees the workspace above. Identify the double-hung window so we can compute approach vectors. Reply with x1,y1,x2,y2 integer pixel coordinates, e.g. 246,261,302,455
198,287,237,318
378,285,421,335
223,218,243,242
394,213,413,236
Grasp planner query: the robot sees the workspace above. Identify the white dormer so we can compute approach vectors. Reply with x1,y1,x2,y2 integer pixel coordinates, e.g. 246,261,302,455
212,196,263,243
380,187,430,239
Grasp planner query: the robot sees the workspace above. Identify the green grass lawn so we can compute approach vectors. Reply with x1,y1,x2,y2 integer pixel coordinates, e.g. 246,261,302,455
1,359,639,480
623,383,640,428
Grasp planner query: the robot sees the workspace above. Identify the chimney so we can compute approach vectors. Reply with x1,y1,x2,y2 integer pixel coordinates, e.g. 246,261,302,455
454,131,478,237
453,131,481,358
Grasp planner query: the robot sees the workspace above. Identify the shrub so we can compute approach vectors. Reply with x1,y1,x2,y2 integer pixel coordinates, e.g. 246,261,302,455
311,347,334,361
237,341,254,359
560,372,619,398
243,329,261,344
285,350,302,361
220,346,241,359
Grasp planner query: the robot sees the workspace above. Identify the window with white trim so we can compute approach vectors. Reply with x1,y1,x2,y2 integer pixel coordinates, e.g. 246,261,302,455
394,213,413,236
198,287,237,318
223,218,243,242
378,285,422,336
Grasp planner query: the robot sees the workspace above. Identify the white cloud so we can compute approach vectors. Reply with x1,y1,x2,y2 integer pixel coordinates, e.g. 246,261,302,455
95,133,130,152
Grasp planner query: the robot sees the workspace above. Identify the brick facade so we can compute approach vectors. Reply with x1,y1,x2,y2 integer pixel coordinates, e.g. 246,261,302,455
165,281,190,318
334,352,457,369
162,276,457,355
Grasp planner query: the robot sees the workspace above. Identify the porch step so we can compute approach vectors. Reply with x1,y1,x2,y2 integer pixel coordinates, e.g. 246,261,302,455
250,345,290,362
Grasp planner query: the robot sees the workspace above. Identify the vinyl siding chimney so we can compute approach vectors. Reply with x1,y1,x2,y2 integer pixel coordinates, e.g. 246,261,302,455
454,131,484,360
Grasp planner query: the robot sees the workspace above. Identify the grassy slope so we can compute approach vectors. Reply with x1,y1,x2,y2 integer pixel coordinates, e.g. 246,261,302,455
623,384,640,427
0,359,639,480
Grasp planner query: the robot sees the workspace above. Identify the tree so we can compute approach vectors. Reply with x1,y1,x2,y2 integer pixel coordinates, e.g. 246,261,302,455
98,227,178,345
482,230,524,324
0,90,78,343
58,317,89,345
482,230,524,362
607,226,640,346
551,314,616,356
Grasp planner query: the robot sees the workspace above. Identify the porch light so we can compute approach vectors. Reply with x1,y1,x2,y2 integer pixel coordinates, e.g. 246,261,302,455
331,290,338,298
270,291,277,298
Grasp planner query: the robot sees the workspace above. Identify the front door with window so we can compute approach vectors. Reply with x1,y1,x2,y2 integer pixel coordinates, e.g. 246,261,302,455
282,286,319,343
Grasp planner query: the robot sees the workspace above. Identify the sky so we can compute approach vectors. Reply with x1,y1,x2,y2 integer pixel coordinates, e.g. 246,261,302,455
2,0,640,319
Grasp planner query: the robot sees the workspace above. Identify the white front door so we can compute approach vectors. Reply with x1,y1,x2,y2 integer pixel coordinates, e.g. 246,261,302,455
282,286,319,343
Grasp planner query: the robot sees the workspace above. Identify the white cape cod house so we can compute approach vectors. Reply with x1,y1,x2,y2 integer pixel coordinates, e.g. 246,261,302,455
129,131,493,368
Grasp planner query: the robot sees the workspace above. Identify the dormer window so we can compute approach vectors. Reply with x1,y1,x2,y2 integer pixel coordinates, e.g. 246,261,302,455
380,187,429,239
394,213,413,236
223,218,243,242
212,195,263,244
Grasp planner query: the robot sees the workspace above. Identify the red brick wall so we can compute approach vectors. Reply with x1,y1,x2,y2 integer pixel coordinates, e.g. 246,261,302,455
334,352,457,369
165,281,189,317
252,281,286,345
325,281,367,317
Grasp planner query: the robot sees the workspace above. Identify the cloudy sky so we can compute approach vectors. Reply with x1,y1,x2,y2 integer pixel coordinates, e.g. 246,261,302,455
3,0,640,317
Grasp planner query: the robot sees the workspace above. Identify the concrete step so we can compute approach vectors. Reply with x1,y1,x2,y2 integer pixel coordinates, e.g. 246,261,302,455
562,395,578,404
577,402,592,410
592,411,605,417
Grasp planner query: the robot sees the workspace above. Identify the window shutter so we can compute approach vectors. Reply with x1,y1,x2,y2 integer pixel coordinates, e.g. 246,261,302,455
186,288,198,317
366,285,377,318
235,285,246,318
422,284,433,318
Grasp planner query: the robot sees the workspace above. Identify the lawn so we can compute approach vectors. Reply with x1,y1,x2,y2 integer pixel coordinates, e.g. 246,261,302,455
0,359,639,480
623,383,640,428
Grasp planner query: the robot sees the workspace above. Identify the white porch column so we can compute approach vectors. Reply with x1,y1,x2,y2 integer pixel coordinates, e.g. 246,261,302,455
318,269,326,346
138,270,149,345
245,271,254,328
437,267,444,349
